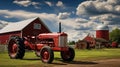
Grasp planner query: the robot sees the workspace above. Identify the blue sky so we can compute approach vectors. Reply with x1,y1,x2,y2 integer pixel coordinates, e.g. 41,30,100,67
0,0,85,21
0,0,120,41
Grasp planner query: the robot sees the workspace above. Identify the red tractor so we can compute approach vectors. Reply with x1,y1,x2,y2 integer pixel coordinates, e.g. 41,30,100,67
7,32,75,63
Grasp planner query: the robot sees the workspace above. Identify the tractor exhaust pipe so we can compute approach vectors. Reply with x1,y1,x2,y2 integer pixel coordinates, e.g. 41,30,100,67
59,22,61,33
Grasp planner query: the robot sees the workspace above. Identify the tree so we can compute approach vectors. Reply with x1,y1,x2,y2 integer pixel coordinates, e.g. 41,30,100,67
109,28,120,44
68,41,75,45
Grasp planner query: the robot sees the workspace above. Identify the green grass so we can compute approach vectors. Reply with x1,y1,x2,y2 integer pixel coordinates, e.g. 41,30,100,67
0,52,44,67
75,48,120,61
0,48,120,67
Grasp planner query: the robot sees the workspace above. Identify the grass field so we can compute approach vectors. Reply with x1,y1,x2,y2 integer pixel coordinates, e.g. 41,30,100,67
0,48,120,67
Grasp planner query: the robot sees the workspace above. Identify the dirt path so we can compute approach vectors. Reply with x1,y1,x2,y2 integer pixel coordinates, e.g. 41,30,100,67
54,59,120,67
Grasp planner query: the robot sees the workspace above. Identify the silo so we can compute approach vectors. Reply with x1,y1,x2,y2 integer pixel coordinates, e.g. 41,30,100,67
96,24,109,40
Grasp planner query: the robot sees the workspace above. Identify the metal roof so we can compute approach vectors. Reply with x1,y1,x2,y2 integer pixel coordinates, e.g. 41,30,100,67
96,24,109,30
0,17,50,34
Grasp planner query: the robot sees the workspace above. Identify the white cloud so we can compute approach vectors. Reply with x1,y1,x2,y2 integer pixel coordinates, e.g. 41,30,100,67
108,0,120,5
0,10,56,20
76,0,120,25
0,20,9,29
58,18,86,41
75,18,88,23
45,1,53,7
31,2,40,9
13,0,40,9
57,12,71,19
32,2,39,5
13,0,31,7
56,1,64,7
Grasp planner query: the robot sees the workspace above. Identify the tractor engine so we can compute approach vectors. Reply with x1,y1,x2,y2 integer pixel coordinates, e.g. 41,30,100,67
37,32,68,48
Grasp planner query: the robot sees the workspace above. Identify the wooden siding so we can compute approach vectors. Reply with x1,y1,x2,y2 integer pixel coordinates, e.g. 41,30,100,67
0,31,21,45
22,18,50,37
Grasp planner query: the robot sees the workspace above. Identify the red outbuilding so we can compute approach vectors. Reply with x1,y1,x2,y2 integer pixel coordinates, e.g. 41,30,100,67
0,17,51,45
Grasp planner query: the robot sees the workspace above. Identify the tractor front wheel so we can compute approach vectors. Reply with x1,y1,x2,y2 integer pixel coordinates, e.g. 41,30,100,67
61,47,75,62
40,46,54,63
8,36,25,59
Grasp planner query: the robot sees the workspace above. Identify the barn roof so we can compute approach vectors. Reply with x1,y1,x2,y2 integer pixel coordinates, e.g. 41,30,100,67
0,17,50,34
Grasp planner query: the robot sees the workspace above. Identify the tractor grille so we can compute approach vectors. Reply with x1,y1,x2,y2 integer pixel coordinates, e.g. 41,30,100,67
59,36,67,47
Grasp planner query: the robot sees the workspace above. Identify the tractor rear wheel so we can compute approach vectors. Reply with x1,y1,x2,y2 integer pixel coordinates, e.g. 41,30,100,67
8,36,25,59
61,47,75,62
40,46,54,63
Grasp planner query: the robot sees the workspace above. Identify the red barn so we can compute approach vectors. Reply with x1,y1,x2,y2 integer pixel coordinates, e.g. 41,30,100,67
83,34,95,47
0,17,51,45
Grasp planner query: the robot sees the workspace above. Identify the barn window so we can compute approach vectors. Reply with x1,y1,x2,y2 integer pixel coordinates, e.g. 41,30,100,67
34,23,41,29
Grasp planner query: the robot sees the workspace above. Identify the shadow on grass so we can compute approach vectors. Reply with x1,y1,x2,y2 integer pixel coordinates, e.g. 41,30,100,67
51,62,67,65
22,58,67,65
68,61,98,65
21,57,98,65
22,58,40,61
54,57,98,65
